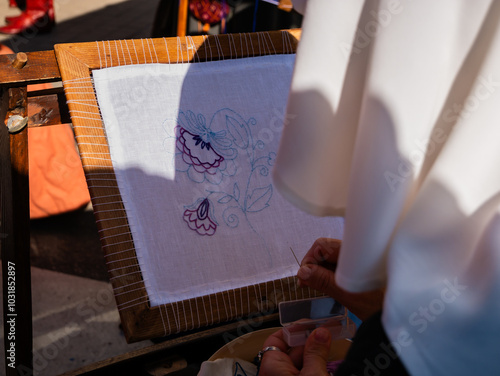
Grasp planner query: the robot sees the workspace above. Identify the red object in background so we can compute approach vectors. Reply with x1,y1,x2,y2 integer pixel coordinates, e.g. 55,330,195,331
189,0,230,33
1,0,54,35
1,44,90,218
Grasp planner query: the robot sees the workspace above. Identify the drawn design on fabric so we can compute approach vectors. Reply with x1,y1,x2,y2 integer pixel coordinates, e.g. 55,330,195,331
166,109,276,237
176,127,225,176
172,110,238,184
183,197,217,236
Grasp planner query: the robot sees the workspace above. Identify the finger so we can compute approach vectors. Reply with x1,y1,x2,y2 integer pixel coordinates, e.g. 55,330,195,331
288,346,305,370
258,339,300,376
301,327,331,376
301,238,340,265
258,351,300,376
263,329,291,352
263,329,304,368
297,263,341,298
301,238,341,266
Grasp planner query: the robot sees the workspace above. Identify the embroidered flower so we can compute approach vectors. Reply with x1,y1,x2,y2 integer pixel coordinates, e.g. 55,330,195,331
183,198,217,236
177,127,224,174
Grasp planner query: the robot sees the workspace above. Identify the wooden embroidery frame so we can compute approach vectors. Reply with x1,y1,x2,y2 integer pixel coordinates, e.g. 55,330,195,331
0,29,330,375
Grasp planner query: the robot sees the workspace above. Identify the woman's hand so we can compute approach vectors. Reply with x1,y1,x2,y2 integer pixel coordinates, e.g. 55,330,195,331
296,238,384,321
258,327,332,376
260,238,383,375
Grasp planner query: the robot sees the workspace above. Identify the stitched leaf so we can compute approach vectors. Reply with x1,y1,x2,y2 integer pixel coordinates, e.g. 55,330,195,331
233,183,240,201
218,195,233,204
226,115,249,148
247,185,272,212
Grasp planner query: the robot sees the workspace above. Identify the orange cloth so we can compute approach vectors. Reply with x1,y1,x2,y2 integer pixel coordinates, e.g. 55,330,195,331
1,44,90,218
28,123,90,218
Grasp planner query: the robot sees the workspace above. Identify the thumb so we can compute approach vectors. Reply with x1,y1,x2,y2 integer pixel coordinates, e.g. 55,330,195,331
301,327,331,376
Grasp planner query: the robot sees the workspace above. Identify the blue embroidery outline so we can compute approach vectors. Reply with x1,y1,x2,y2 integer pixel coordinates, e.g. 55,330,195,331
165,108,276,237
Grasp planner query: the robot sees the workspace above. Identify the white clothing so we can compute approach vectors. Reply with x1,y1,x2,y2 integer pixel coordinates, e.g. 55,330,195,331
274,0,500,374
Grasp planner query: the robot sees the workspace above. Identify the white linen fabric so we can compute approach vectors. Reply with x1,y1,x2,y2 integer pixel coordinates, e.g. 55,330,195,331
92,55,343,306
274,0,500,374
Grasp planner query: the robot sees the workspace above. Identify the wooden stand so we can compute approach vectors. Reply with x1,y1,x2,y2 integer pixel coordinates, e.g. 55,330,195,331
1,50,65,376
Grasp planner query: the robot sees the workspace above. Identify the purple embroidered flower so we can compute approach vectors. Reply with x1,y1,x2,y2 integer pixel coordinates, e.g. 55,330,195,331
176,127,224,175
183,198,217,236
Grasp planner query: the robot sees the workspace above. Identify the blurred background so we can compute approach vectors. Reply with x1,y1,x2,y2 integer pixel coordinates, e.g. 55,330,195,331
0,0,302,52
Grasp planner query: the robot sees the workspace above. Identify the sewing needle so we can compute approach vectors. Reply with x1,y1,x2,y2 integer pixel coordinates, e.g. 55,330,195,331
290,247,303,291
290,247,301,267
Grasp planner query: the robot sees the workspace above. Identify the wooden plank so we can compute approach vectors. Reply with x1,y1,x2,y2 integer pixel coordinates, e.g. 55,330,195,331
0,50,61,86
1,86,33,376
54,30,301,70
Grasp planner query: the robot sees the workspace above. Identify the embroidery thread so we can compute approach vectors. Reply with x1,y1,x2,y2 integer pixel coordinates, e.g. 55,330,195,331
176,127,225,175
183,198,217,236
172,110,238,184
166,109,275,237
